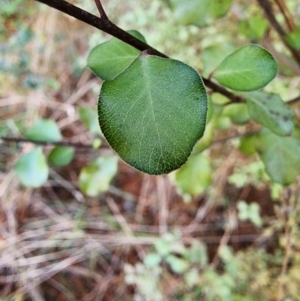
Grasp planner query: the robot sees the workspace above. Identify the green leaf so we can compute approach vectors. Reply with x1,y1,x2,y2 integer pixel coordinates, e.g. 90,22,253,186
87,30,146,80
24,119,62,142
192,120,215,153
222,103,250,124
201,44,235,77
48,146,74,167
170,0,232,27
239,134,256,155
15,147,49,187
285,28,300,50
188,241,208,266
154,233,177,257
185,268,199,288
238,15,268,41
99,55,207,175
92,138,102,149
212,44,277,91
78,106,101,135
175,154,212,196
144,253,162,267
79,156,118,196
256,127,300,185
166,255,190,274
246,91,294,136
237,201,262,227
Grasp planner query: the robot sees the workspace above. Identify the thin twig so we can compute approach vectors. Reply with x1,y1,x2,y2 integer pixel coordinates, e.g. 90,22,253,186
212,129,260,145
1,136,95,149
257,0,300,66
94,0,108,19
202,78,245,103
34,0,166,57
33,0,244,103
277,186,298,301
274,0,296,32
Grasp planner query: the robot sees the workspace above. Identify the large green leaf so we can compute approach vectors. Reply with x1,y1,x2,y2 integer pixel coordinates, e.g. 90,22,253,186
24,119,62,142
87,30,146,80
15,147,49,187
98,55,208,175
246,91,294,136
212,45,277,91
79,156,118,196
256,127,300,185
170,0,232,27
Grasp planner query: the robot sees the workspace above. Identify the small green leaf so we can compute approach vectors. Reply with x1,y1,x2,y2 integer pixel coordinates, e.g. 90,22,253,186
175,154,212,196
25,119,62,142
185,268,199,288
285,28,300,50
188,241,208,266
48,146,74,167
87,30,146,80
99,55,207,175
256,127,300,185
222,103,250,124
15,147,49,187
237,201,262,227
144,253,162,267
239,134,256,155
193,120,215,153
92,138,102,149
79,156,118,196
78,106,101,135
170,0,232,27
154,236,174,257
246,91,294,136
238,15,268,41
212,44,277,91
166,255,190,274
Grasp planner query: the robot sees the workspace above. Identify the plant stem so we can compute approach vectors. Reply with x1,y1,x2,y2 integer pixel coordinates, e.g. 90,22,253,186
34,0,167,58
257,0,300,66
33,0,244,103
1,136,95,149
202,78,244,103
94,0,108,19
274,0,296,32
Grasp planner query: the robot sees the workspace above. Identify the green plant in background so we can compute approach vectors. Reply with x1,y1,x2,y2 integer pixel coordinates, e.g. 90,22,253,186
124,233,209,300
5,0,299,191
237,200,263,227
1,0,300,300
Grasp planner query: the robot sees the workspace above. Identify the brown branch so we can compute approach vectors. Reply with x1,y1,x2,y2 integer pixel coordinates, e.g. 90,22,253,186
202,78,245,103
212,130,260,145
257,0,300,66
1,136,95,149
34,0,167,58
33,0,244,104
94,0,108,19
274,0,296,32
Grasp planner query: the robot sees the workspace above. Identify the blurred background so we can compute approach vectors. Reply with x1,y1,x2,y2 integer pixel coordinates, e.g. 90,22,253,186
1,0,300,300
